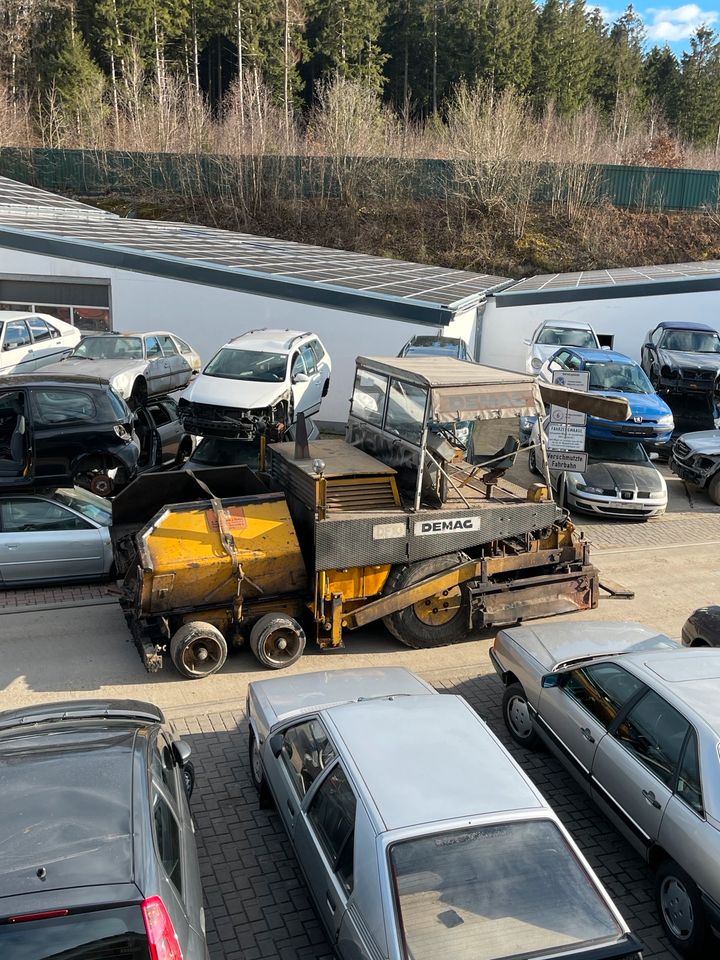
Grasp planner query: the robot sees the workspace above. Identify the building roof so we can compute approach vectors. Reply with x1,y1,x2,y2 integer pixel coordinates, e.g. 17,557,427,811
495,261,720,307
326,694,542,831
0,177,512,325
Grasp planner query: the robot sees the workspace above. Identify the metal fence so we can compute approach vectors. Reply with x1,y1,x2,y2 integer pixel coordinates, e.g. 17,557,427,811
1,147,719,211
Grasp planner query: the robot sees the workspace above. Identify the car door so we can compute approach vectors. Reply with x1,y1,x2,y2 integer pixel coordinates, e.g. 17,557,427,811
0,319,35,372
0,497,106,583
293,760,357,949
144,335,166,396
146,400,181,463
263,717,337,837
157,334,191,391
641,327,660,377
26,316,70,368
0,389,31,483
298,343,324,416
289,350,312,420
591,688,689,854
537,662,646,786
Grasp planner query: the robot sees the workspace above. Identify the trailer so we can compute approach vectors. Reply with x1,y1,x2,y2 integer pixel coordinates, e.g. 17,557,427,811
115,356,630,678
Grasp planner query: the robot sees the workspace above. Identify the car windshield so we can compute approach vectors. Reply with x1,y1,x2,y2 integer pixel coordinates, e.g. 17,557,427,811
586,361,653,394
389,821,623,960
537,327,596,348
405,341,461,358
0,904,149,959
73,336,144,360
53,487,112,524
203,348,288,382
660,329,720,353
587,439,648,464
191,438,257,466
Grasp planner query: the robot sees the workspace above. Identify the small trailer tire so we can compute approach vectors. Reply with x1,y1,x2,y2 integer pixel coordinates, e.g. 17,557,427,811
169,621,228,679
249,614,306,669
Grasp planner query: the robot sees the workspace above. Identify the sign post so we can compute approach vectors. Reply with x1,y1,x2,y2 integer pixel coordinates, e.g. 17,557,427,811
546,370,591,475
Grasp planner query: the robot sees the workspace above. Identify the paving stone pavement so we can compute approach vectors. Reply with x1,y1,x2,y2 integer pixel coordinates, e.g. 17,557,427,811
173,663,683,960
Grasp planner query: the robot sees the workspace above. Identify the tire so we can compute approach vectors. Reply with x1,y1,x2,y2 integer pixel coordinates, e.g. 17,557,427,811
182,760,195,800
708,473,720,506
321,378,330,398
502,682,541,749
249,614,305,669
655,858,710,957
528,447,540,475
382,553,471,649
129,379,148,410
248,731,272,809
169,621,228,679
89,472,114,497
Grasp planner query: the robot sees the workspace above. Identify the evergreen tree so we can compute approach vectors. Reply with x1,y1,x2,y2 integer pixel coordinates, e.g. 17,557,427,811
680,25,720,143
642,45,681,126
532,0,564,108
307,0,388,91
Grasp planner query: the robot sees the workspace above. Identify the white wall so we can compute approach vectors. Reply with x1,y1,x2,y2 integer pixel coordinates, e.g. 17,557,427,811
479,289,720,372
0,247,468,424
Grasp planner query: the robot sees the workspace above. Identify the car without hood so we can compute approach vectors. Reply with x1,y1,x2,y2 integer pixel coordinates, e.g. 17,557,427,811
178,329,331,441
491,621,720,957
43,331,196,407
247,665,642,960
524,320,601,374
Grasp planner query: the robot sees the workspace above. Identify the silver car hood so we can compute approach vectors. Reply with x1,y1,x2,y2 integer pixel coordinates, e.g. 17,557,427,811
677,430,720,454
504,621,677,672
52,357,145,380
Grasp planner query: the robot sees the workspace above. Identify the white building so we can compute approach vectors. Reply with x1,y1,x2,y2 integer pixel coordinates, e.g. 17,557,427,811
0,177,511,426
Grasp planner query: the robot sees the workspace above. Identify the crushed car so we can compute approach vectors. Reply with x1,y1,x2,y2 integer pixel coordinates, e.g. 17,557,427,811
670,430,720,504
178,329,331,441
641,321,720,395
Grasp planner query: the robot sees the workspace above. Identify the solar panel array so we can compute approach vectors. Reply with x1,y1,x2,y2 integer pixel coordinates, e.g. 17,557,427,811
0,178,511,310
501,261,720,295
0,176,103,214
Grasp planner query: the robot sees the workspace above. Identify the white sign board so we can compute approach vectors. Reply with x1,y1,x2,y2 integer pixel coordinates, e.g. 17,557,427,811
414,517,482,536
551,369,590,391
547,422,587,451
548,450,589,472
550,404,586,427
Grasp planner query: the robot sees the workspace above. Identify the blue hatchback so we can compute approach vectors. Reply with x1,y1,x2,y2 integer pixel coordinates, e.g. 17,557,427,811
542,347,674,444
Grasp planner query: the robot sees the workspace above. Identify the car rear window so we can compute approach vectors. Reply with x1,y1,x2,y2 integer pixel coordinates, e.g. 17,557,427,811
389,820,623,960
0,904,150,959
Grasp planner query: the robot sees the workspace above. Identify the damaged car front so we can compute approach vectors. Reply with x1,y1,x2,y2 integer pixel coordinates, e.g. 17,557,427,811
670,430,720,502
642,322,720,396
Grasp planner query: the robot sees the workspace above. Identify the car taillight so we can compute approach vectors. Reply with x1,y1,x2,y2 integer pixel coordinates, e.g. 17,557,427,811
141,896,183,960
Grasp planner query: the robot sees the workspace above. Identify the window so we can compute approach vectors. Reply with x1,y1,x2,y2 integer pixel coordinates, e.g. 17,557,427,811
537,326,596,348
146,401,173,427
385,379,428,445
291,351,306,378
72,307,111,332
35,305,70,327
153,792,182,894
174,336,193,355
300,344,317,375
660,329,720,353
307,765,356,894
553,350,573,368
586,361,653,395
204,348,287,383
53,488,112,525
27,317,52,342
74,337,143,360
31,389,97,425
1,499,92,533
351,370,388,426
614,690,689,787
3,320,31,350
281,719,336,798
564,663,645,729
152,737,178,801
676,731,703,816
0,904,151,960
310,339,325,363
158,335,179,356
145,336,162,358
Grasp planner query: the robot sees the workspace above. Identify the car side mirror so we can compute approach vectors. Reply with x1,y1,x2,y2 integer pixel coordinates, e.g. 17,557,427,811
541,673,563,688
522,338,531,346
3,342,15,351
269,732,285,757
172,739,192,767
292,372,310,384
644,343,653,350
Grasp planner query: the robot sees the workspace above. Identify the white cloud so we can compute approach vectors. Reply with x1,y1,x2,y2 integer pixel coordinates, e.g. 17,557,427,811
646,3,718,40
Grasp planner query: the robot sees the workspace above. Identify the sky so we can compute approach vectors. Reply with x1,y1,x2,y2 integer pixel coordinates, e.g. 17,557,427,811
599,3,718,54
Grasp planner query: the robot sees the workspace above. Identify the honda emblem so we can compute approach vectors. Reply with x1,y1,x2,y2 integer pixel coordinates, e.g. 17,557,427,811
633,416,642,423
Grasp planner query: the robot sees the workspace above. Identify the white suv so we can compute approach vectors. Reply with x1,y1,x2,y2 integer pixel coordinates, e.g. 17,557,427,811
178,329,331,441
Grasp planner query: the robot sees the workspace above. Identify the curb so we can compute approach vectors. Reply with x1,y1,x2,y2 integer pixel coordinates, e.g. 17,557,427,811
0,596,119,616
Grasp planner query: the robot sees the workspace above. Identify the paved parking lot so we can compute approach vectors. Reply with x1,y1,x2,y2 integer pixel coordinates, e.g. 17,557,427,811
2,462,719,959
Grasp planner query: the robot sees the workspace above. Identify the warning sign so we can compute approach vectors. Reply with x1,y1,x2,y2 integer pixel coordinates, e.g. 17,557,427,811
547,422,586,451
548,450,589,472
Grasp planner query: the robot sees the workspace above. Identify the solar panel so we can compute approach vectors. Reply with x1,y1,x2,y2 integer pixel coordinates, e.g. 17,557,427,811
503,261,720,295
0,179,512,312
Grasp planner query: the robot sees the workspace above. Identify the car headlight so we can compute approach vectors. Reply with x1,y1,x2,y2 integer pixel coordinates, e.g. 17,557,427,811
661,365,678,378
531,357,543,371
657,414,674,426
576,483,604,495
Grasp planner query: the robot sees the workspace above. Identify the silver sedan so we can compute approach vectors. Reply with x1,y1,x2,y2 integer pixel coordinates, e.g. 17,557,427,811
0,487,113,585
490,621,720,957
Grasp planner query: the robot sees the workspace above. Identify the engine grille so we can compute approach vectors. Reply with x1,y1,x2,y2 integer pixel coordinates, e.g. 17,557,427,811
325,478,399,512
674,440,691,460
680,368,715,381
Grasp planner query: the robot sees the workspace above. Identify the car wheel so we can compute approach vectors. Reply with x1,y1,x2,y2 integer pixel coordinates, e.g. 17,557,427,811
708,473,720,505
502,682,541,749
182,760,195,800
169,621,228,679
89,472,114,497
528,447,540,475
248,732,272,808
321,378,330,398
655,859,710,957
130,378,148,410
249,614,306,669
382,553,471,648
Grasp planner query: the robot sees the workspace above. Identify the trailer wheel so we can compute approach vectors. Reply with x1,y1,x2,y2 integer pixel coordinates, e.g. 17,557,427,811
382,553,471,649
249,614,305,669
170,621,227,679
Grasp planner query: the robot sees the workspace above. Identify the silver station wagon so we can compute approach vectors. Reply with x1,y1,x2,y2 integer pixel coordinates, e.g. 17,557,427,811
247,666,642,960
490,621,720,957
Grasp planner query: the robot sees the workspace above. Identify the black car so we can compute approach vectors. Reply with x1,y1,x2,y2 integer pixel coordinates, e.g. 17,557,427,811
0,374,140,496
398,335,473,361
681,605,720,647
641,321,720,394
0,699,208,960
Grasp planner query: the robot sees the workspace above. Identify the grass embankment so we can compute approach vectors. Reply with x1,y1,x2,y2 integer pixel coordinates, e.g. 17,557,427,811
88,194,720,277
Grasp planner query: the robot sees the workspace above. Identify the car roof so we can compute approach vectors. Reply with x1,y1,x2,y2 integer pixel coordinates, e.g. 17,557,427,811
83,331,172,338
559,347,632,364
224,328,311,353
655,321,717,332
325,694,544,831
0,373,110,387
0,721,144,902
622,649,720,734
539,319,594,330
0,311,66,323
